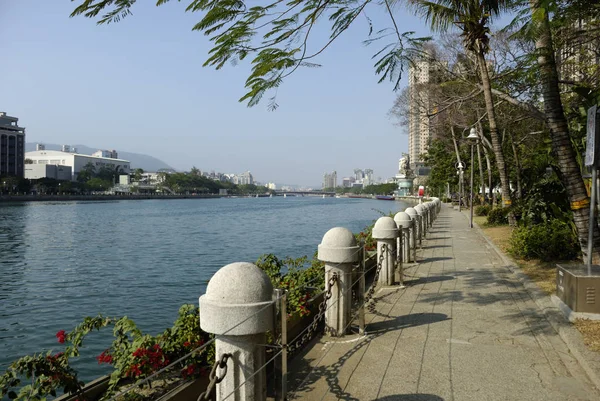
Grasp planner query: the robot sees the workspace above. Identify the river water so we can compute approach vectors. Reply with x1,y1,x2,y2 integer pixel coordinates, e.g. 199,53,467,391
0,197,407,381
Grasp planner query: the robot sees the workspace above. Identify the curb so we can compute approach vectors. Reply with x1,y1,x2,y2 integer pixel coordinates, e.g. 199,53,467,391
469,214,600,391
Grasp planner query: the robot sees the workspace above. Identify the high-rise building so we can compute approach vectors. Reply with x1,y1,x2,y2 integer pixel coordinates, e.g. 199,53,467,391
236,171,254,185
322,171,337,189
0,112,26,177
408,60,433,166
354,169,364,182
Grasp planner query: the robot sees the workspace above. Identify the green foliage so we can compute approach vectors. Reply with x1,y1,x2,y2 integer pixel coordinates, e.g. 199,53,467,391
70,0,430,109
362,183,398,195
255,254,324,318
355,221,376,251
513,174,572,226
475,204,491,216
86,177,113,191
509,219,579,261
486,207,509,225
421,139,460,196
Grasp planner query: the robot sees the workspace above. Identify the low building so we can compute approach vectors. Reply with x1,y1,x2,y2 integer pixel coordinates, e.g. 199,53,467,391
25,149,130,181
25,164,72,181
0,112,26,177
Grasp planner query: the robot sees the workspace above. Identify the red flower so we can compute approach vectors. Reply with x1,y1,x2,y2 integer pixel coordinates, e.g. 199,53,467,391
183,341,191,347
56,330,66,344
96,349,113,365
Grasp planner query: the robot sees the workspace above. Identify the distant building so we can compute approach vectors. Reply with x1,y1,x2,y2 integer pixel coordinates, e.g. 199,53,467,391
235,171,254,185
0,112,26,177
323,171,337,189
342,177,355,187
25,149,130,181
92,149,119,159
267,182,277,190
25,164,72,181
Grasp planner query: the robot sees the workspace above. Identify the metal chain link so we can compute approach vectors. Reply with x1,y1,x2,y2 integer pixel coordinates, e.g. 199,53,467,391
287,273,338,354
365,243,387,313
198,353,232,401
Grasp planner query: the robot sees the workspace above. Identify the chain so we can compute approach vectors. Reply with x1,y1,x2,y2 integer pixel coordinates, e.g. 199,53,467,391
365,243,387,313
287,273,338,354
198,353,232,401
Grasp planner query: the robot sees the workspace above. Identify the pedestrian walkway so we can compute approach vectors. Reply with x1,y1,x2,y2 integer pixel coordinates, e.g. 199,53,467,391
288,205,600,400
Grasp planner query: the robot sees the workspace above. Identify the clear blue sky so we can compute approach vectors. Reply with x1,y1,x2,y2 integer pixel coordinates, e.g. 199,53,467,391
1,0,431,187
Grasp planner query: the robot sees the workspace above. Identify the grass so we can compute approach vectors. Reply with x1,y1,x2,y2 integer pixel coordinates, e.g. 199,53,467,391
474,213,600,353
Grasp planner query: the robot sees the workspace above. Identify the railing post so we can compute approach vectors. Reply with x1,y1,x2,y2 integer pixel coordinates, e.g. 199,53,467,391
414,204,425,244
358,239,366,335
199,262,274,401
394,212,413,266
318,227,359,337
372,216,399,286
273,289,287,401
405,208,419,262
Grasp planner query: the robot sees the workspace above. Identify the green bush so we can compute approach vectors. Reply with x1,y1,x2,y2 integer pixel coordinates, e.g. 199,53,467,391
475,204,491,216
487,207,509,225
509,219,579,261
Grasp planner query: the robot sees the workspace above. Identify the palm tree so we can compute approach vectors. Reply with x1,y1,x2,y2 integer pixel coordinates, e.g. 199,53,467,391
526,0,600,261
409,0,513,210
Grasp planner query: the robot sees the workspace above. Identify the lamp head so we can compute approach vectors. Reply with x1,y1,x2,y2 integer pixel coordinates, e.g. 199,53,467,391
467,127,478,141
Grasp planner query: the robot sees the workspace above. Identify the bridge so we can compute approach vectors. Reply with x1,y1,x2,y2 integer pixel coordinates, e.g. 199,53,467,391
274,190,336,196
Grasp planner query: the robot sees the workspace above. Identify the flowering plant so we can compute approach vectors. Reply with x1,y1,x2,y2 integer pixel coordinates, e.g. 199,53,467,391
0,306,212,401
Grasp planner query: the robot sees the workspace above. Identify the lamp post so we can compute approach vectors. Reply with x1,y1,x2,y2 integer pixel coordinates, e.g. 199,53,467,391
456,163,464,212
467,127,479,228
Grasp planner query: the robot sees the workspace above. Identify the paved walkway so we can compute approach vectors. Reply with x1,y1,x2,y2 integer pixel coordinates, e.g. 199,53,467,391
288,205,600,401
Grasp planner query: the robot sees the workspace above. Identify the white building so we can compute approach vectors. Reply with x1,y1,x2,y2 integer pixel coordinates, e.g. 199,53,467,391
92,149,119,159
25,164,72,181
25,149,130,181
235,171,254,185
266,182,277,190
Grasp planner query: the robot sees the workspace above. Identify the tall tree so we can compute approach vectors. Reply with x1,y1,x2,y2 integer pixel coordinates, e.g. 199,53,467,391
409,0,513,210
523,0,600,261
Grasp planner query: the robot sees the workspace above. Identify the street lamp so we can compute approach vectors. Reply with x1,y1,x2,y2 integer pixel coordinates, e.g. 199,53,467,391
467,127,479,228
58,183,61,195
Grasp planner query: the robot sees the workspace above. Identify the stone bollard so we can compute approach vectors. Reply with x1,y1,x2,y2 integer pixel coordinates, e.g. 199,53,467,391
425,202,433,228
318,227,359,337
394,212,414,263
200,262,274,401
416,204,427,237
414,204,425,244
372,216,399,286
405,207,419,259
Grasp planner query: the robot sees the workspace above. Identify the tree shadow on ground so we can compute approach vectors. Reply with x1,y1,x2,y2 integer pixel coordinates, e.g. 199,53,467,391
375,395,444,401
287,312,448,400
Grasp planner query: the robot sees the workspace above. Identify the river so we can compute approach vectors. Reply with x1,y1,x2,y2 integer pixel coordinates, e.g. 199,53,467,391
0,197,406,381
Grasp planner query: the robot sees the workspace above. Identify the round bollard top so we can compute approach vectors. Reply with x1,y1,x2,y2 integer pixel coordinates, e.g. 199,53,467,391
394,211,413,228
405,207,418,219
414,204,424,215
200,262,273,336
318,227,359,264
372,216,399,239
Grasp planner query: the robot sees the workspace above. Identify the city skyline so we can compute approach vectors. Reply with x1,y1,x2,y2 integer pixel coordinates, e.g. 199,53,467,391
1,1,432,186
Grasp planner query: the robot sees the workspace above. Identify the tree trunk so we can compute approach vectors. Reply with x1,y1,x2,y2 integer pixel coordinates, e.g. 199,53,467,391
529,1,600,262
450,126,462,165
477,141,486,204
508,130,522,199
474,47,512,209
477,115,494,205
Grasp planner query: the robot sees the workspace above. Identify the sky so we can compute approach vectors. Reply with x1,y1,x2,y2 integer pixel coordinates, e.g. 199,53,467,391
0,0,432,187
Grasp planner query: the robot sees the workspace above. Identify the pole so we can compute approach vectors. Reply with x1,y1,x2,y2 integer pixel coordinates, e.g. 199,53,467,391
358,239,366,335
588,166,597,273
458,170,462,212
470,143,475,228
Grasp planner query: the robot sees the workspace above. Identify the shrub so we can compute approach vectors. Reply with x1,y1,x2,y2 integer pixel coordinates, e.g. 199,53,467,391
475,204,491,217
509,219,579,261
487,207,509,225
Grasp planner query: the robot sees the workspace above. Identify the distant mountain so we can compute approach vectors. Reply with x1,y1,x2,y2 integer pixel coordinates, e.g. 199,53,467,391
25,143,174,172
